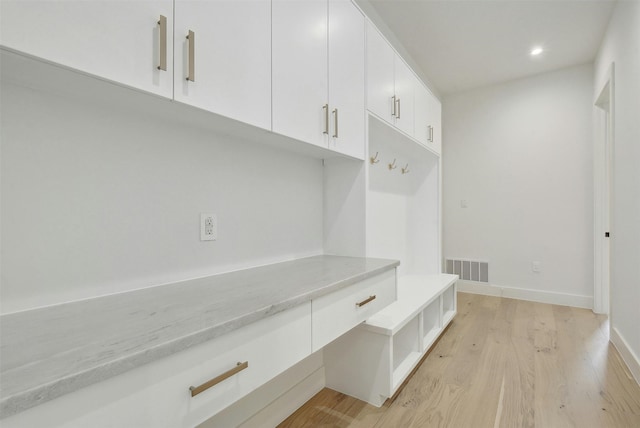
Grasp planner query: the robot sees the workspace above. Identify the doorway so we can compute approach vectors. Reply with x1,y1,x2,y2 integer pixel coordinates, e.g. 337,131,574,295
594,64,614,316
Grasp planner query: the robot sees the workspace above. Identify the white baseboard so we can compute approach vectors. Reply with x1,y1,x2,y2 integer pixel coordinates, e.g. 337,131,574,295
457,281,502,297
457,280,593,309
610,327,640,387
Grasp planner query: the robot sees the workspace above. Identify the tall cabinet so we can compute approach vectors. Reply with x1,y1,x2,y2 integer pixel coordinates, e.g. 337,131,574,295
323,12,451,410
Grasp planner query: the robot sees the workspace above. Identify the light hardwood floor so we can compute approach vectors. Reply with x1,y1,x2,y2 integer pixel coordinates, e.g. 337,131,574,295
279,293,640,427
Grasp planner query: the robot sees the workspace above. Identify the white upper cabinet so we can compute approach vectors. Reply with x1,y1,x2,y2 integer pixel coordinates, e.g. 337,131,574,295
328,0,365,159
273,0,365,159
366,21,413,135
174,1,271,130
415,78,442,154
414,76,442,154
366,20,441,154
366,21,396,124
429,94,443,154
392,57,415,136
0,0,174,99
272,0,329,149
414,76,431,146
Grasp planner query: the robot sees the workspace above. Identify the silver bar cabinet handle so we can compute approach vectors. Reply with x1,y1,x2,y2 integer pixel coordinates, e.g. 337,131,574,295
332,108,338,138
429,125,434,142
323,104,329,134
186,30,195,82
391,95,396,117
396,98,401,119
157,15,167,71
189,361,248,397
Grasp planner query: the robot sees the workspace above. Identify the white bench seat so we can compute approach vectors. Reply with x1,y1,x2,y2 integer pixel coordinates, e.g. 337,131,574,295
363,274,458,335
324,273,458,407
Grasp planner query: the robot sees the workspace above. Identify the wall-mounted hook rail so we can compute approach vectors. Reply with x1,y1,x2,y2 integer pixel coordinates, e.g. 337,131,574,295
370,152,380,165
388,158,397,170
401,163,410,174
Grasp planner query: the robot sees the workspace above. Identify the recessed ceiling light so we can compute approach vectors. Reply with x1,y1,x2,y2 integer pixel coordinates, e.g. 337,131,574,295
530,47,543,56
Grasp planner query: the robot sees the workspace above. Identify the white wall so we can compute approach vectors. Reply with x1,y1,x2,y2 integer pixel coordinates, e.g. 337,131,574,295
594,0,640,381
366,117,441,277
443,64,594,306
0,81,324,314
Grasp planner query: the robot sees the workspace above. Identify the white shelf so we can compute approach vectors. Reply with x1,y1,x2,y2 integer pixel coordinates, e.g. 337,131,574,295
392,351,422,390
324,275,458,407
392,316,420,372
363,274,457,334
443,310,456,327
423,326,440,352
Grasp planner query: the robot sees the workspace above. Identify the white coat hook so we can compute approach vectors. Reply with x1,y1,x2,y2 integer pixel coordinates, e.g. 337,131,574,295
401,163,410,174
370,151,380,165
388,158,397,170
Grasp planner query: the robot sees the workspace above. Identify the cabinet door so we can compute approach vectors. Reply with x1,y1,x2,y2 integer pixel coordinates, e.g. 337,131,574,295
328,0,365,160
429,93,443,154
393,57,415,136
366,21,395,125
0,0,173,98
413,76,431,146
272,0,329,148
174,1,271,130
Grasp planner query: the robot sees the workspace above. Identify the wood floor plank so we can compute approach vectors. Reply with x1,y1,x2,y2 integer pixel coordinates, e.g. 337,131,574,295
407,377,465,428
552,304,607,427
278,293,640,428
497,299,536,428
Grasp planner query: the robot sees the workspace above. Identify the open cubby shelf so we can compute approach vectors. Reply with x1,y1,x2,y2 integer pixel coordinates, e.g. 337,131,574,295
325,274,457,406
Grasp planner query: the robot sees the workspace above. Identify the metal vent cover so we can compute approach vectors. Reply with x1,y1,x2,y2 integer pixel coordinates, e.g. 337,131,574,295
446,259,488,282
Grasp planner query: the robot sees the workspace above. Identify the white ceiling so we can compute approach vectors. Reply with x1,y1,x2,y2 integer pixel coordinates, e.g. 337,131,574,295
366,0,616,95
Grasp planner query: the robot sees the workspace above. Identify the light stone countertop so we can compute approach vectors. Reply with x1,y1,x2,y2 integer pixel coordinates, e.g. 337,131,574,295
0,255,399,418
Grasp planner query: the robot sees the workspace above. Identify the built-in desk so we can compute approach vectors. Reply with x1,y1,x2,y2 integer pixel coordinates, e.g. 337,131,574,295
0,255,398,426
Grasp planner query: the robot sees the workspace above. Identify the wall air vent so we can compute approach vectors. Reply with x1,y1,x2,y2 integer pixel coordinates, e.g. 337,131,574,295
445,259,488,282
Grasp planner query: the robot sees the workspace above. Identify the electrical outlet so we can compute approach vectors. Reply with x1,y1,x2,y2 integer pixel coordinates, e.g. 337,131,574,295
532,261,541,273
200,213,217,241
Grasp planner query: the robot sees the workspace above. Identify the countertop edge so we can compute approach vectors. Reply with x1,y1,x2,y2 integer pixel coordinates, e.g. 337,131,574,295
0,259,399,418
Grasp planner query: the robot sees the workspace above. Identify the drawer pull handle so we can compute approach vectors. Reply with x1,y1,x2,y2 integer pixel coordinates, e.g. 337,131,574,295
189,361,248,397
356,295,376,307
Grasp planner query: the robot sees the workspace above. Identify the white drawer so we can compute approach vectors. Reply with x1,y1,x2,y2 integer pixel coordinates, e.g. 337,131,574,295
311,269,396,351
1,303,311,428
